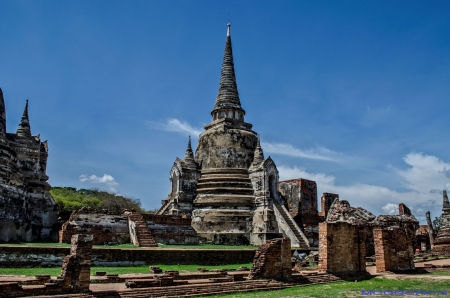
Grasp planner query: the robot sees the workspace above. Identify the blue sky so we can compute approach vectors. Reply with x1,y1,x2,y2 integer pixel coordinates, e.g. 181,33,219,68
1,1,449,223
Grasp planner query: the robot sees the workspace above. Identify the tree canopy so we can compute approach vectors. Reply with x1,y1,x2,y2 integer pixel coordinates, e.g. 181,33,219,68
50,187,144,212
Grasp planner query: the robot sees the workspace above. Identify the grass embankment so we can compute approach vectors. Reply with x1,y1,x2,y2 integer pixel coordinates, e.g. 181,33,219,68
0,242,258,249
209,277,450,298
0,264,253,276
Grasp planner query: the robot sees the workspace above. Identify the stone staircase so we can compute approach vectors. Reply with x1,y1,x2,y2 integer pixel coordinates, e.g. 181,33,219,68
156,198,172,215
127,213,158,247
273,202,310,249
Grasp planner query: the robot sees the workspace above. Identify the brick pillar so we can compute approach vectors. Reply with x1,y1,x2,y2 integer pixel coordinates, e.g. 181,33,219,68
318,222,366,273
60,234,93,292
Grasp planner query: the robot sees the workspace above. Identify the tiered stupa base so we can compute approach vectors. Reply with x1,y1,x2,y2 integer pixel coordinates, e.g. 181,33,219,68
192,168,254,245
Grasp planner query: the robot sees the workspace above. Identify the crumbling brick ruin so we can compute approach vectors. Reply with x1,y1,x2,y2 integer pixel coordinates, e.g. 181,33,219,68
249,238,292,281
432,190,450,255
59,208,199,246
0,89,57,242
319,199,418,274
60,208,130,245
0,234,93,297
60,234,93,291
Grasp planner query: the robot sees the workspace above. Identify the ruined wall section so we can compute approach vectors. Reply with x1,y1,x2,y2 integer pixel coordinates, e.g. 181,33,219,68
374,226,415,272
59,208,129,245
143,214,199,245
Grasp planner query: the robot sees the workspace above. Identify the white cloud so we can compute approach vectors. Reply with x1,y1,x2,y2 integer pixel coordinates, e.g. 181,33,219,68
381,203,398,215
149,118,203,136
79,174,119,193
277,152,450,223
397,153,450,193
262,142,344,162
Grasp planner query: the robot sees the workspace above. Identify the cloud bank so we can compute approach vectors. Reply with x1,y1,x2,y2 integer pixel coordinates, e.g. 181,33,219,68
79,174,119,193
278,152,450,223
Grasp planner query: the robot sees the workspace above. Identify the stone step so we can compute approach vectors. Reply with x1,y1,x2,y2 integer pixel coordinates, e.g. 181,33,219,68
196,187,254,195
197,181,253,190
200,174,251,179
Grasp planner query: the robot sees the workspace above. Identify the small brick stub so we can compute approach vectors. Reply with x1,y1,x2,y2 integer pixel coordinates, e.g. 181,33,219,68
249,238,292,281
60,234,93,291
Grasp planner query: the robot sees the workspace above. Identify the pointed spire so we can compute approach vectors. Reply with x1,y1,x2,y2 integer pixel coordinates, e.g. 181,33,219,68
0,88,6,134
211,23,245,120
251,135,265,167
443,190,450,210
17,100,31,137
184,136,197,167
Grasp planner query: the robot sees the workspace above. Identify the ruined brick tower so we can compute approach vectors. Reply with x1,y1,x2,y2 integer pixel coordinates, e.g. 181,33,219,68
158,25,309,247
0,89,57,241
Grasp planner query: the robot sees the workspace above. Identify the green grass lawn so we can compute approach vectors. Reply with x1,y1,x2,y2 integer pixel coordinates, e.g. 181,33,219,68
208,277,450,297
0,242,258,249
0,263,253,276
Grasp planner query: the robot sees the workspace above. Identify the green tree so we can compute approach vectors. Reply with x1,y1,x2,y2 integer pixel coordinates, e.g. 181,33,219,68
433,216,442,233
50,187,144,212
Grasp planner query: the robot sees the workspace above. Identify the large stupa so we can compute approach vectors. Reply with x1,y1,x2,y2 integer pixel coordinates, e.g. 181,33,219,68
158,24,309,247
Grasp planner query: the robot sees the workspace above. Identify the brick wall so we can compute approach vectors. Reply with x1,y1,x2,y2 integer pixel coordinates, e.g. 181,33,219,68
0,246,256,267
318,222,366,273
374,226,415,272
318,193,339,218
249,238,292,281
144,214,199,245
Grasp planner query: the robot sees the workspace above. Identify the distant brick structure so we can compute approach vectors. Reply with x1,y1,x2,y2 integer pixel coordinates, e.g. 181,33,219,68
249,238,292,281
374,226,415,272
60,234,93,291
318,193,339,219
432,191,450,255
318,222,367,273
321,200,418,274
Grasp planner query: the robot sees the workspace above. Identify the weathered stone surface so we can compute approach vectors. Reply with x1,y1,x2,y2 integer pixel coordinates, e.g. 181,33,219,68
0,90,57,242
249,238,292,281
59,208,130,245
143,213,199,245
